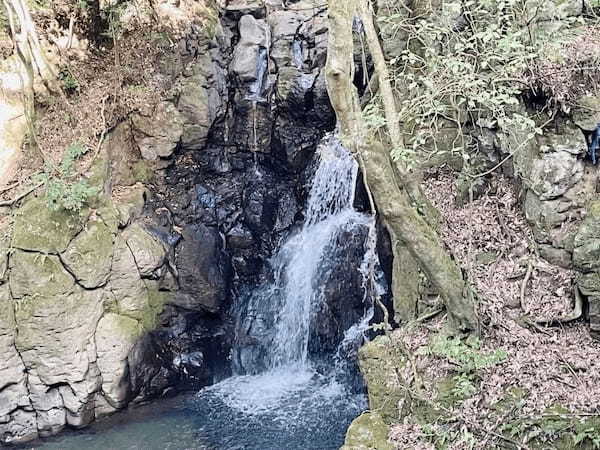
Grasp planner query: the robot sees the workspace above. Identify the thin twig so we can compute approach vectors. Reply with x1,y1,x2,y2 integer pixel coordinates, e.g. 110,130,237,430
0,182,42,207
520,259,533,312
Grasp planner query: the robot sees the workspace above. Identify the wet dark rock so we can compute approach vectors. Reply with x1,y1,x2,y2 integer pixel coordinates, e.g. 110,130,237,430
309,225,371,356
227,222,255,249
173,224,230,313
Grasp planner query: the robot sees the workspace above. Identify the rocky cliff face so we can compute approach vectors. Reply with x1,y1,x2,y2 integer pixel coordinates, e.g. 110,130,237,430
0,0,366,444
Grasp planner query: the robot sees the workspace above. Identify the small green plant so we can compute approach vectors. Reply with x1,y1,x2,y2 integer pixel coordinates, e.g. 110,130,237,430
37,143,97,212
428,334,507,401
573,426,600,449
429,335,508,372
59,68,79,92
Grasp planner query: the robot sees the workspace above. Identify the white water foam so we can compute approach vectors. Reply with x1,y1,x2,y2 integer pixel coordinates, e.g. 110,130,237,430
197,135,384,426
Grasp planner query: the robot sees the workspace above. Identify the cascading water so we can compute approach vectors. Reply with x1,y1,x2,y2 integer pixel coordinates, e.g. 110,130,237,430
181,135,386,448
35,136,386,450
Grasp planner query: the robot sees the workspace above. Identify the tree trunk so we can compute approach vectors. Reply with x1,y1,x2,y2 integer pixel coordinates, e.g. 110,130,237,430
3,0,58,98
325,0,479,333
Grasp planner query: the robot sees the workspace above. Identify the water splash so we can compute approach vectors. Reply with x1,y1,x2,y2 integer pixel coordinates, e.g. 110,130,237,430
195,135,386,446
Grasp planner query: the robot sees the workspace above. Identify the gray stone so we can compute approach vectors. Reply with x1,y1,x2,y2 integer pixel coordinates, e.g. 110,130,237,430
572,95,600,130
538,127,586,155
178,73,222,149
12,196,86,254
231,15,270,81
523,191,572,242
0,285,30,420
539,244,572,268
268,10,301,39
573,201,600,271
27,372,66,437
109,236,151,320
530,151,583,200
62,220,114,288
122,223,167,277
59,365,100,428
14,288,103,387
10,251,75,299
132,102,184,161
0,409,38,444
95,313,142,409
114,184,146,227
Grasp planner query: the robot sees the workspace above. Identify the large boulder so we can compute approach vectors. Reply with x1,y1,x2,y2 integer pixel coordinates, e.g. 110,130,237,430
109,236,152,320
14,288,103,434
178,72,223,150
61,220,115,289
231,15,270,81
172,224,229,312
11,197,86,254
572,94,600,131
9,251,75,299
573,201,600,272
341,412,394,450
122,223,167,278
95,313,143,410
132,102,184,161
14,288,103,386
358,335,406,424
530,152,584,200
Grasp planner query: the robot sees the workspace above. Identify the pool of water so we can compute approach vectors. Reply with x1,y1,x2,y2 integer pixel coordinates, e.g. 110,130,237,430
28,367,364,450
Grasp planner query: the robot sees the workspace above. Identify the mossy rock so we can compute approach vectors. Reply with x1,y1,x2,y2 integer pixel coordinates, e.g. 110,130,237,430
12,196,87,254
132,161,154,184
9,251,75,299
61,219,115,289
96,196,121,233
358,335,406,424
573,200,600,272
0,221,10,282
13,287,104,384
573,95,600,130
140,282,168,332
341,412,394,450
114,184,146,228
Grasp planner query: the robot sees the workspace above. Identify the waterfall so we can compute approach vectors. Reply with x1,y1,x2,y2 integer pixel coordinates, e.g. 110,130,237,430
230,135,383,376
268,137,360,368
192,135,386,448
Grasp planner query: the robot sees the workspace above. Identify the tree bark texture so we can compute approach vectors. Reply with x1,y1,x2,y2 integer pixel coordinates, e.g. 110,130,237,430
325,0,479,333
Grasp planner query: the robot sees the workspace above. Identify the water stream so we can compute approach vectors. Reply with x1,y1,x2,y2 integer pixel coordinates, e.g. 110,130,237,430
31,137,384,450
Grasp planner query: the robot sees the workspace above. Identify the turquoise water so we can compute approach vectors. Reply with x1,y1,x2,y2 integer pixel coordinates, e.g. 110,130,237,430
29,368,364,450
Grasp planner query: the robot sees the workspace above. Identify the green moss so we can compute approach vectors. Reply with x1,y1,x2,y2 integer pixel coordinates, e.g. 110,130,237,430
12,196,87,253
109,312,144,342
96,196,121,233
132,161,154,184
358,335,407,424
140,286,168,332
9,251,75,299
341,412,394,450
493,386,527,414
